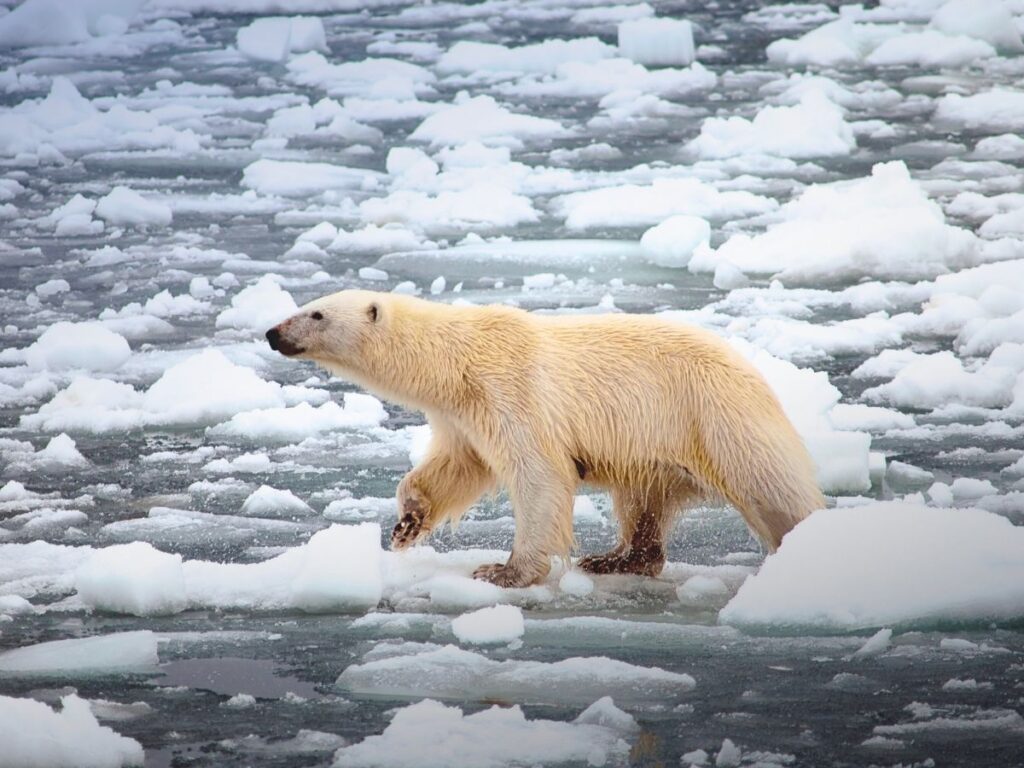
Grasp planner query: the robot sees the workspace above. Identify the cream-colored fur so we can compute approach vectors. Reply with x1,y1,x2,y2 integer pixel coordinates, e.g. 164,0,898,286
268,290,825,587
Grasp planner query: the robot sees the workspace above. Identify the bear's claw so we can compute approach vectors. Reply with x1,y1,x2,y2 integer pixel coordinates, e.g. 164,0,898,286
390,496,429,550
472,562,529,588
578,549,664,577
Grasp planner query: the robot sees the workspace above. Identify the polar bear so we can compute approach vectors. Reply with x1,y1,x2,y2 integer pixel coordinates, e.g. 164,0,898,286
266,290,824,588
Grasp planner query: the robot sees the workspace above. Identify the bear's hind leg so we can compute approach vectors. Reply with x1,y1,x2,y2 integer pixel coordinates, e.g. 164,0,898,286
579,476,697,577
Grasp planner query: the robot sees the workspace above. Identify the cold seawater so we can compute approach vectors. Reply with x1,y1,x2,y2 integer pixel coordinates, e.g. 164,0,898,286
1,0,1024,766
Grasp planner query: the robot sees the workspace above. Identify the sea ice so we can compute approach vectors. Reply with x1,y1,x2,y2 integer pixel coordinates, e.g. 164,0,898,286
23,322,131,372
639,215,710,268
337,644,696,707
331,698,631,768
408,94,569,148
0,693,143,768
689,161,978,283
688,92,855,159
450,604,525,645
617,17,695,66
215,275,297,332
236,16,327,62
0,630,159,674
76,542,187,616
720,503,1024,630
436,38,614,75
94,186,172,228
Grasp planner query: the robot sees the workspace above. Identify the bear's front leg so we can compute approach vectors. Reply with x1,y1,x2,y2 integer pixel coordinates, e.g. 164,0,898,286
471,455,575,588
390,431,496,552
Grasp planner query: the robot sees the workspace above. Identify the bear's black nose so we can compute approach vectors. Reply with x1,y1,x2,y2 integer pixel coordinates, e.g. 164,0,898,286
266,327,280,351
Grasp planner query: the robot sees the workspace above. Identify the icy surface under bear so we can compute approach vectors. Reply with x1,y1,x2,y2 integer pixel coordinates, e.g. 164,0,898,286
2,0,1024,765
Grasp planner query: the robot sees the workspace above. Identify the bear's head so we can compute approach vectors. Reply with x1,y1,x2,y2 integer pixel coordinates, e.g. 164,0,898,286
266,289,384,369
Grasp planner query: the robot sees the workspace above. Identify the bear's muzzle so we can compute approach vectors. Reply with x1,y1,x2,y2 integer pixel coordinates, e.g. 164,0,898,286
265,325,305,356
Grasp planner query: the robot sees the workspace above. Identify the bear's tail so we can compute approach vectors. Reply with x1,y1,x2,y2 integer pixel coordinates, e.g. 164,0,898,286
691,376,825,551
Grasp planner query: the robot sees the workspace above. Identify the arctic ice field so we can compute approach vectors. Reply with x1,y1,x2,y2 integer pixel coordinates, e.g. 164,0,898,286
1,0,1024,765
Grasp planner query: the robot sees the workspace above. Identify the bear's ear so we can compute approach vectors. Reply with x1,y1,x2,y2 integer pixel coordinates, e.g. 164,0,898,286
367,302,380,323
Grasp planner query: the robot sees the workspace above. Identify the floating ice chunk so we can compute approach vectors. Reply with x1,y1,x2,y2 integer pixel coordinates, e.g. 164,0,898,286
298,221,339,247
0,631,158,674
95,186,172,228
76,542,186,617
715,739,742,767
713,263,749,291
948,477,998,500
887,461,934,488
236,17,327,62
241,158,384,197
863,351,1016,409
573,4,654,26
980,209,1024,239
930,0,1024,54
640,215,710,268
360,186,539,231
865,30,995,67
852,627,892,659
202,452,272,474
505,57,715,100
37,433,89,468
331,698,631,768
285,52,435,104
184,523,384,613
428,574,504,610
618,17,695,66
323,496,394,522
329,224,432,254
409,94,569,148
144,349,287,423
971,134,1024,160
720,503,1024,631
25,322,130,372
437,38,615,75
242,486,313,518
829,404,914,432
224,693,257,708
690,161,977,283
36,278,70,297
555,178,774,229
210,395,387,442
0,693,143,768
451,605,524,645
0,77,200,159
676,574,731,608
689,92,855,159
0,0,145,47
765,19,902,67
216,275,298,332
337,644,695,707
934,90,1024,133
558,569,595,597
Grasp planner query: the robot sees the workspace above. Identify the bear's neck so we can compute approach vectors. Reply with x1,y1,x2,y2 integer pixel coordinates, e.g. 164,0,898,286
351,308,475,414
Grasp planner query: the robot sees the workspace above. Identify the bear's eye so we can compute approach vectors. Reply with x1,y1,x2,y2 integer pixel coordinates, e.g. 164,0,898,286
311,311,324,321
367,303,379,323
